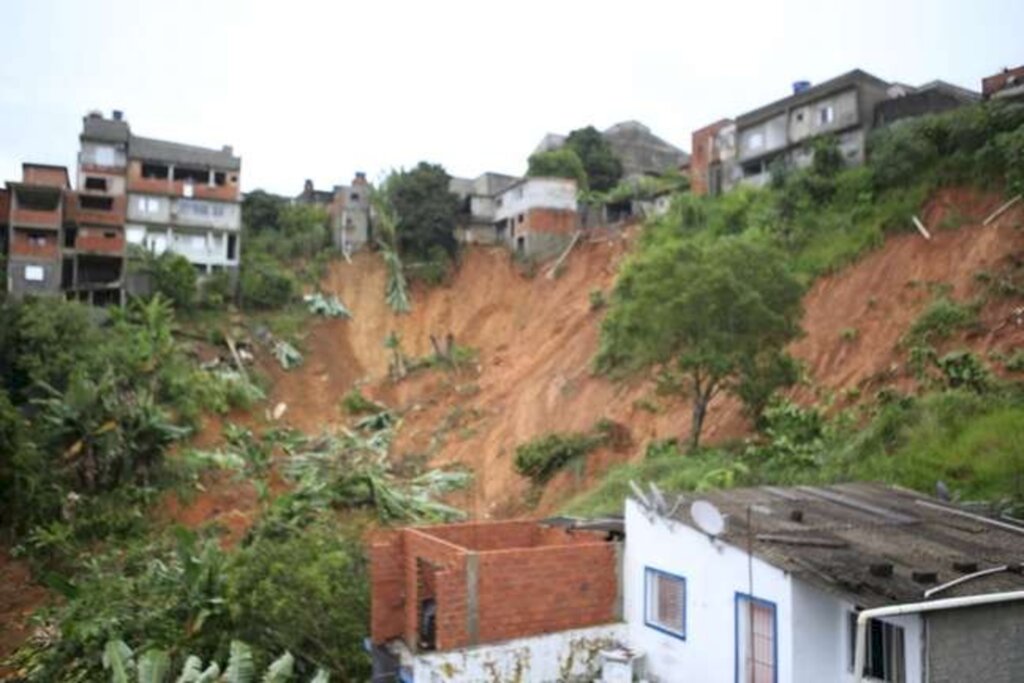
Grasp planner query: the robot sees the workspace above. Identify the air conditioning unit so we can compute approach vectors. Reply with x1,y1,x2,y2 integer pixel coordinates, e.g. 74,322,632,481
599,646,646,683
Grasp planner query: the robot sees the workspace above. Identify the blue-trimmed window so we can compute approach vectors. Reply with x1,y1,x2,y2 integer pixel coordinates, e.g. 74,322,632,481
644,567,686,639
735,593,777,683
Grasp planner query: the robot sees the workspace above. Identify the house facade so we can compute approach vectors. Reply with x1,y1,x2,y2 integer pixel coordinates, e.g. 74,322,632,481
625,483,1024,683
982,65,1024,101
4,164,71,299
450,171,521,245
691,69,981,196
328,172,372,253
494,177,579,259
123,119,242,288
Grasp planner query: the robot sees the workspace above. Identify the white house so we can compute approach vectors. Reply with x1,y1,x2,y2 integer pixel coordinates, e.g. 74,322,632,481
623,483,1024,683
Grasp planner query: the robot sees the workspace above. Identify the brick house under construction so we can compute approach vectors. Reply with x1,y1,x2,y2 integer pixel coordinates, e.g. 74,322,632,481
369,519,624,681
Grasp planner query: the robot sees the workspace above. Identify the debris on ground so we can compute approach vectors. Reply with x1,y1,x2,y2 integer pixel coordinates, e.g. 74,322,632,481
272,341,303,370
304,293,352,319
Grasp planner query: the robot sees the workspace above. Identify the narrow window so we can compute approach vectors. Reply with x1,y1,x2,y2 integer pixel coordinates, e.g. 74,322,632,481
214,171,226,186
849,613,905,682
227,234,237,260
79,195,114,211
737,594,776,683
644,568,686,639
819,106,835,125
84,177,108,191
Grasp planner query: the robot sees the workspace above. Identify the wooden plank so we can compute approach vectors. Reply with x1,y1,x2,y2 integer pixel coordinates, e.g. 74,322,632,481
983,194,1022,227
912,215,932,240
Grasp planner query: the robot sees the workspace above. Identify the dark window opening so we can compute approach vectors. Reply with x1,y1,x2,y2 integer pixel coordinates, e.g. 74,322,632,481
77,256,122,285
415,558,438,652
516,236,525,254
84,177,108,191
350,192,360,201
64,227,78,248
229,175,238,183
79,195,114,211
61,258,74,288
517,213,524,223
213,171,226,186
141,163,169,179
227,234,237,260
26,231,49,247
741,160,764,177
103,231,117,239
849,613,905,682
16,191,60,211
174,166,208,183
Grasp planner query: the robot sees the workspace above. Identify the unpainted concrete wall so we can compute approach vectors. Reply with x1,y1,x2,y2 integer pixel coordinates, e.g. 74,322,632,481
927,601,1024,683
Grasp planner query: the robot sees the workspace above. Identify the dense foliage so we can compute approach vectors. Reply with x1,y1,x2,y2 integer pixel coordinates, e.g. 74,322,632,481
385,162,460,261
526,148,589,190
564,126,623,193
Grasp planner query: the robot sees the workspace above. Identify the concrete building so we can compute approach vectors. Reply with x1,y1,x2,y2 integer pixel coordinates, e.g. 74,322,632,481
875,81,980,127
119,114,242,287
982,65,1024,102
294,178,334,207
329,172,372,253
533,122,689,181
689,119,737,197
449,171,520,245
4,164,72,299
625,482,1024,683
494,177,579,259
368,519,624,682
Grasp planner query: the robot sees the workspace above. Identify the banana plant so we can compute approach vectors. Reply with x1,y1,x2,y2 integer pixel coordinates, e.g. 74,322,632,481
102,639,329,683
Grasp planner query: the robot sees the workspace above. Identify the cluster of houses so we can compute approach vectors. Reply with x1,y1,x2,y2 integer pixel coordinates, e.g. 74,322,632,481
367,482,1024,682
4,64,1021,301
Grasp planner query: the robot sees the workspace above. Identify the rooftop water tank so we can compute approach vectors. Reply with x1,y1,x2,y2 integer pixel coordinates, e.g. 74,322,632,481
793,80,812,94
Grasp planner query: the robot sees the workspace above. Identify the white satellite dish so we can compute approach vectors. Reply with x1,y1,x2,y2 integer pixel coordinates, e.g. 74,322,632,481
691,500,725,537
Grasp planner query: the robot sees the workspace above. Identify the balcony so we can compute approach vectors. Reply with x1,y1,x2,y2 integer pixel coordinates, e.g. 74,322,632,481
10,231,59,259
127,175,173,195
76,195,126,227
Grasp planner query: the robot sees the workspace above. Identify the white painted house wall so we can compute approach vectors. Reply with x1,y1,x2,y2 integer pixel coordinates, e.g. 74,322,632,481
623,499,925,683
494,178,577,223
395,623,626,683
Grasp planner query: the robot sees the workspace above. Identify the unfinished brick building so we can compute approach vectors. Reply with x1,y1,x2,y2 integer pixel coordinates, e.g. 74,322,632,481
4,163,72,299
369,519,623,681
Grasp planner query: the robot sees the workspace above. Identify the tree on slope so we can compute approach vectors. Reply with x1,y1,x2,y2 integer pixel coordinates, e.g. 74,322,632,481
596,238,803,450
565,126,623,193
386,162,460,260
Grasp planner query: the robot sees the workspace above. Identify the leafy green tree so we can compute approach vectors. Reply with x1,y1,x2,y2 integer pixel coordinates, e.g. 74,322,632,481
226,525,370,680
150,252,198,311
597,238,803,450
526,148,588,190
275,204,330,259
385,162,460,260
565,126,623,193
239,253,298,310
241,189,287,234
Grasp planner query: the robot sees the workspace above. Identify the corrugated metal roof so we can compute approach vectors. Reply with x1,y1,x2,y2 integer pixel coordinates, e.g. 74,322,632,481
129,135,241,170
670,483,1024,607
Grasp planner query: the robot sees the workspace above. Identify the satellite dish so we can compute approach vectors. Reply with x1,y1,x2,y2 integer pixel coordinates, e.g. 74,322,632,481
691,500,725,537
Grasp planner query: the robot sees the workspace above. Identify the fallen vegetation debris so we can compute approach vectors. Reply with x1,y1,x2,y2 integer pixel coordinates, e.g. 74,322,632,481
304,292,352,319
272,340,303,370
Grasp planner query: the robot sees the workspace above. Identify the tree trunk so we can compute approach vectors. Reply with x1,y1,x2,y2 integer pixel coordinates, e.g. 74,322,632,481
689,395,708,452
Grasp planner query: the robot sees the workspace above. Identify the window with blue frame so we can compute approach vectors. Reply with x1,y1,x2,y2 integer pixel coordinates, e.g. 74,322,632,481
644,567,686,639
736,593,777,683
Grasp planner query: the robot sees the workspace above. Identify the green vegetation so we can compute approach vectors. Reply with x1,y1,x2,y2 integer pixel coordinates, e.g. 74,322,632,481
385,162,460,263
340,388,384,415
514,431,605,484
597,238,803,449
905,296,979,345
527,148,589,190
564,126,623,193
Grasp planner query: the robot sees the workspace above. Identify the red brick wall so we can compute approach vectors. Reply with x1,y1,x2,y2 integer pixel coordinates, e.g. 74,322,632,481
0,189,9,222
369,531,406,643
76,227,125,254
526,208,577,235
426,521,539,550
983,66,1024,98
690,120,730,196
11,207,60,229
10,229,59,258
476,543,618,643
402,530,468,650
22,166,68,188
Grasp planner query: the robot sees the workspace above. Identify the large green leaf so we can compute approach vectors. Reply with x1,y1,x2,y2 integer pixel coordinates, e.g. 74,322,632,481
224,640,256,683
102,639,134,683
261,651,295,682
138,649,171,683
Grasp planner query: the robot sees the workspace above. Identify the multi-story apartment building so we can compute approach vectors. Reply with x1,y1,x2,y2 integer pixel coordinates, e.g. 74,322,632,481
4,163,72,299
123,122,242,287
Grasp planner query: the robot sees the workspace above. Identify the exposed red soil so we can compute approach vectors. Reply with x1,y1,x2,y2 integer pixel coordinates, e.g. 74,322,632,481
0,547,49,670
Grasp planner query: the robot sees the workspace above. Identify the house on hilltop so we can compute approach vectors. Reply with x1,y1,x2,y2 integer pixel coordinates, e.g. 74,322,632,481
533,121,689,181
982,65,1024,102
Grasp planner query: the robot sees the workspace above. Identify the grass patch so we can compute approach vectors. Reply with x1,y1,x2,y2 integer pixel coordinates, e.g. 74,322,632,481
905,297,979,345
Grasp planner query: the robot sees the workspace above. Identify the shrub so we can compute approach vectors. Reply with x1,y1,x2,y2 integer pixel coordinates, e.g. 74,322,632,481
239,254,298,310
341,388,383,415
151,252,198,311
514,431,604,484
905,297,978,345
589,289,607,310
935,350,991,393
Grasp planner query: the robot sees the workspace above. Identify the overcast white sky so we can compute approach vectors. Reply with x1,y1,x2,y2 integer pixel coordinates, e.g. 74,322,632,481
0,0,1021,195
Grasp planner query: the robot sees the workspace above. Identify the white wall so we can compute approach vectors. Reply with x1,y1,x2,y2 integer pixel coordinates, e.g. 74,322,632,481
125,224,237,269
495,178,577,222
396,623,626,683
624,500,793,683
624,500,925,683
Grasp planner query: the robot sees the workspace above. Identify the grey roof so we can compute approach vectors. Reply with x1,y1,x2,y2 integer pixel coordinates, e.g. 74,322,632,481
669,483,1024,608
81,116,129,143
736,69,891,128
601,121,689,177
129,135,241,170
916,80,981,103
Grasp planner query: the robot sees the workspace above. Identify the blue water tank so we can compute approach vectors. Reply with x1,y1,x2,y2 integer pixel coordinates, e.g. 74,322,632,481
793,80,812,94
